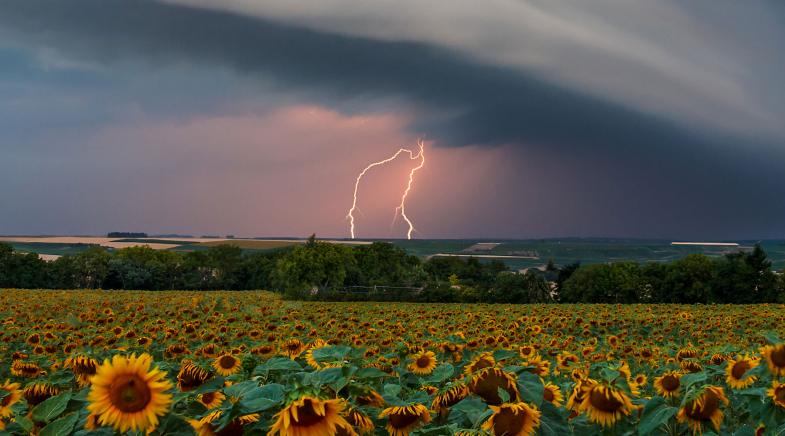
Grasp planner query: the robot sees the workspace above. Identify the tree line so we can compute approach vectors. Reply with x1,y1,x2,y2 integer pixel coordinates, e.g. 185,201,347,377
1,238,783,303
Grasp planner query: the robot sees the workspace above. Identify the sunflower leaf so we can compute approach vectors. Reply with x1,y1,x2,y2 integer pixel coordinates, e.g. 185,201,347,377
424,364,455,384
762,331,782,345
517,371,544,407
638,397,677,436
39,411,78,436
539,401,571,436
32,391,72,423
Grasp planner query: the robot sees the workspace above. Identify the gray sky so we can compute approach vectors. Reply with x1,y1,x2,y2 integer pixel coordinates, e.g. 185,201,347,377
1,0,783,239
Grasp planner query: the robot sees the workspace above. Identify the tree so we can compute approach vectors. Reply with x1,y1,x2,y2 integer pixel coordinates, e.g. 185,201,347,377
70,247,111,289
271,240,356,297
561,262,643,303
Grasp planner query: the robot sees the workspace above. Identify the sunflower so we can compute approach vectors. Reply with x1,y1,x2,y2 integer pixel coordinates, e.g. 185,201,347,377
178,360,212,392
518,346,536,359
432,383,470,411
524,355,550,377
543,383,563,407
633,374,648,388
68,356,99,386
191,410,260,436
378,404,431,436
653,371,681,398
86,353,173,433
213,354,242,377
0,380,22,419
22,382,60,406
268,396,353,436
409,351,437,376
760,344,785,376
197,391,226,409
767,380,785,409
469,368,520,405
677,386,728,434
725,355,759,389
464,352,496,376
481,402,541,436
11,360,44,378
579,383,635,427
355,388,385,408
305,339,329,369
282,339,306,359
345,406,374,435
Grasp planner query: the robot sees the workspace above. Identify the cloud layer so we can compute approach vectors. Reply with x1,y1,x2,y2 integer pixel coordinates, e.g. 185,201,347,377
0,0,783,238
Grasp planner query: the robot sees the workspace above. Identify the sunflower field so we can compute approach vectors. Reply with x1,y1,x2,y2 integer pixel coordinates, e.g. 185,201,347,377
2,290,785,435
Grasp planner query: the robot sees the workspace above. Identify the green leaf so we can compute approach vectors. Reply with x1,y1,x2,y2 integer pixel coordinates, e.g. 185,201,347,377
447,397,487,428
224,380,260,398
538,401,570,436
383,383,402,399
355,367,390,379
497,387,511,404
732,425,756,436
252,357,302,375
311,345,353,362
424,364,455,384
239,384,285,413
517,371,544,407
192,376,226,395
40,412,78,436
679,372,707,391
32,391,72,423
15,415,34,433
762,331,782,345
638,397,677,435
492,349,518,362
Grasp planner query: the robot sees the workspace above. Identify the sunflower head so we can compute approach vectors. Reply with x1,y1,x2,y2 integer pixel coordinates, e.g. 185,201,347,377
760,344,785,376
653,370,681,398
269,396,352,436
578,382,635,427
767,380,785,409
469,368,520,406
0,380,22,419
86,353,173,433
345,406,374,435
725,355,759,389
482,402,541,436
543,383,564,407
432,383,470,411
178,360,212,392
378,404,431,436
213,354,242,377
464,352,496,376
409,351,437,376
197,391,225,409
22,382,60,406
677,386,728,434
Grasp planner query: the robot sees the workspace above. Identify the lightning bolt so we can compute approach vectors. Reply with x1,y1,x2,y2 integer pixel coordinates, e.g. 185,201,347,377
347,140,426,239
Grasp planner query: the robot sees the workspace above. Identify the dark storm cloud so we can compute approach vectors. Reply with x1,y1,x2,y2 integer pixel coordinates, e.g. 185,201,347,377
1,0,784,238
0,0,761,154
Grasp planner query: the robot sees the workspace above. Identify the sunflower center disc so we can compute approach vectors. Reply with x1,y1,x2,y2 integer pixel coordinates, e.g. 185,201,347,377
109,374,151,413
771,347,785,367
492,408,527,436
661,376,679,391
294,399,325,427
389,412,420,429
219,355,236,369
589,389,623,413
731,361,750,379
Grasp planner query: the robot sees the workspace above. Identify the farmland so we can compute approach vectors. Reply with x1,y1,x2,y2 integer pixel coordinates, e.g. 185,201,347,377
2,290,785,435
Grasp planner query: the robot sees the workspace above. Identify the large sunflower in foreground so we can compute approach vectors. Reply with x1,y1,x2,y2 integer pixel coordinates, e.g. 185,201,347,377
268,396,354,436
482,402,541,436
760,344,785,376
408,351,437,376
87,353,173,433
677,386,728,434
378,403,431,436
543,383,564,407
578,383,635,427
0,380,22,419
725,355,759,389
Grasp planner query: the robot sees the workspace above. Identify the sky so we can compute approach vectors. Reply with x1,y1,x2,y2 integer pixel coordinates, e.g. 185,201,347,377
1,0,784,240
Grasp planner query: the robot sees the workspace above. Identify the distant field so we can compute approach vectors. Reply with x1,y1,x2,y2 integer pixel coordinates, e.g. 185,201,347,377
3,236,783,269
197,239,299,250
